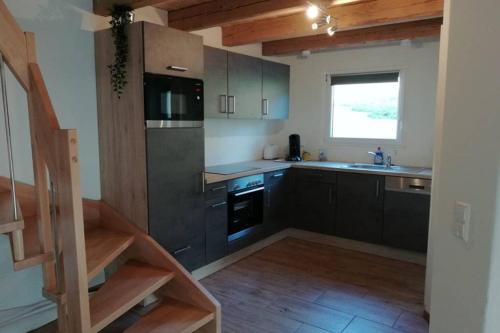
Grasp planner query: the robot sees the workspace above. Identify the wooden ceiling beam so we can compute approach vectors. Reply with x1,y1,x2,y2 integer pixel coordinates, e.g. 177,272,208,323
262,18,442,56
167,0,369,32
222,0,444,46
93,0,210,16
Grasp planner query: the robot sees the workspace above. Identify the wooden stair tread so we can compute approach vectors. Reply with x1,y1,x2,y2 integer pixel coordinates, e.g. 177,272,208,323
124,298,214,333
0,191,24,234
85,227,135,281
90,260,174,333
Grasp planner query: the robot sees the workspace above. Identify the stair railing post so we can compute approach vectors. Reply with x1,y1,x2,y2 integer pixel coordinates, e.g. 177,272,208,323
0,52,24,261
50,181,68,333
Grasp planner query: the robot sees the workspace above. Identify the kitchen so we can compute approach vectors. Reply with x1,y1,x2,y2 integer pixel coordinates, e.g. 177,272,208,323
1,0,499,332
93,6,437,331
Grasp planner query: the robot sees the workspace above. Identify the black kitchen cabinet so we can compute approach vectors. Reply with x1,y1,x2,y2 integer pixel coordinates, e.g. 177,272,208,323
262,60,290,120
147,128,205,271
294,170,336,235
204,46,228,119
264,170,291,234
227,52,263,119
336,173,385,244
204,46,290,120
383,191,430,252
205,182,228,264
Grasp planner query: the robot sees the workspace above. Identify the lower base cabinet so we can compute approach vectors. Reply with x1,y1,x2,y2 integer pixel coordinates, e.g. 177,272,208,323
205,182,228,264
198,168,430,271
205,199,228,263
293,170,336,235
336,173,385,244
383,191,430,252
264,170,291,235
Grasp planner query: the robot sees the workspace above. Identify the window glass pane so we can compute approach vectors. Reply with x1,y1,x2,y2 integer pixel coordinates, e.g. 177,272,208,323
331,80,400,140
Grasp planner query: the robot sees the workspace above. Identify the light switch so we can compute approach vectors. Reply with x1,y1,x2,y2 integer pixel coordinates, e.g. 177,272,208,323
454,201,471,243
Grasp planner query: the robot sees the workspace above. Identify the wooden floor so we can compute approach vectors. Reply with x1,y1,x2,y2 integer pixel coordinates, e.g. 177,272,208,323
32,237,428,333
200,237,428,333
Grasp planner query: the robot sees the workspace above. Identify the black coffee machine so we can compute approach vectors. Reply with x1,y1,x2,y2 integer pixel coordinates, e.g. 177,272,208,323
287,134,302,161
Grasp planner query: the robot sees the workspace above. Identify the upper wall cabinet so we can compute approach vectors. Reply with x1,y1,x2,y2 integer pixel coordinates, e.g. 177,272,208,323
144,23,204,79
262,60,290,120
204,46,229,119
204,46,290,120
227,52,263,119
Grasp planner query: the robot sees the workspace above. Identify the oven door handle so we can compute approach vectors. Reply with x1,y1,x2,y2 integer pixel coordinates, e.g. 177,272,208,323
233,186,265,197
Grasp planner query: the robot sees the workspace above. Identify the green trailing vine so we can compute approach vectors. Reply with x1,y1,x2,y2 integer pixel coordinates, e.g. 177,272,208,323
108,5,134,98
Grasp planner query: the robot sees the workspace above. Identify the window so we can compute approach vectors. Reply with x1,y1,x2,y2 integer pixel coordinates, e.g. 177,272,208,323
329,71,402,143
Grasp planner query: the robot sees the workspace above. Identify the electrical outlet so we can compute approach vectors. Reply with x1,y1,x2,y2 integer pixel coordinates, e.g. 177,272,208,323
454,201,471,243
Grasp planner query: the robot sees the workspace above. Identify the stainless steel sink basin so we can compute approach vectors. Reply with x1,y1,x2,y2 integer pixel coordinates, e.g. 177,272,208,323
347,163,420,173
347,163,390,170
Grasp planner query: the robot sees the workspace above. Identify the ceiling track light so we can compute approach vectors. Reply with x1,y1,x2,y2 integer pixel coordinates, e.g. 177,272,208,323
306,2,337,37
306,4,320,19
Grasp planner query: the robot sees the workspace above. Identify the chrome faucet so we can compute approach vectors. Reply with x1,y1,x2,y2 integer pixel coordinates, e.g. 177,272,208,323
385,155,392,168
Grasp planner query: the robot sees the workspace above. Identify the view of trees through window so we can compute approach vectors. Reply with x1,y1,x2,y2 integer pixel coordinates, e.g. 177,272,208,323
331,80,400,140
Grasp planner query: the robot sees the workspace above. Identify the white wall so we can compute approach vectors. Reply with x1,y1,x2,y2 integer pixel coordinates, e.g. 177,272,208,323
276,41,440,167
0,0,99,331
193,27,287,166
3,0,100,199
427,0,500,332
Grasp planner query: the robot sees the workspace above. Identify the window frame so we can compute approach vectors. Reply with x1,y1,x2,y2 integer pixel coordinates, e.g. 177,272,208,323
324,68,407,147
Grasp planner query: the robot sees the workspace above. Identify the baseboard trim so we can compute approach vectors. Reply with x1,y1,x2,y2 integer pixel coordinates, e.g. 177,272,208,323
192,230,289,280
0,300,56,329
288,229,427,266
193,228,426,280
423,310,430,323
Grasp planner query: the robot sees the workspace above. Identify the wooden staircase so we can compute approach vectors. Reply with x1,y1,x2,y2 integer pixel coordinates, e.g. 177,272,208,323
0,1,220,332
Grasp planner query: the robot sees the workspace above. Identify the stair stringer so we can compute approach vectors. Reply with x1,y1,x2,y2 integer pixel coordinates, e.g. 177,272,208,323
96,201,221,333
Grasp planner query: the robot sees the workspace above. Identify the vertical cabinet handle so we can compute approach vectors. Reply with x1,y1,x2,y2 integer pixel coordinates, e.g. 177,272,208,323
262,99,269,116
328,186,333,205
375,180,380,198
201,172,205,193
228,96,236,114
219,95,227,113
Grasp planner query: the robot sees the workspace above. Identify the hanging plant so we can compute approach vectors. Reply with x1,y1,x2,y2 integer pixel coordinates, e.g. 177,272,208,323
108,5,134,98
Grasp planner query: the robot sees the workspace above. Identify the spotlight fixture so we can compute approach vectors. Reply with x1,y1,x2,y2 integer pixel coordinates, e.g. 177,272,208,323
306,4,319,19
306,2,338,37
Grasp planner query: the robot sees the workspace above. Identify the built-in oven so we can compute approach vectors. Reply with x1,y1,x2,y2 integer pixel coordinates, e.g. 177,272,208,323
144,73,203,128
227,174,264,243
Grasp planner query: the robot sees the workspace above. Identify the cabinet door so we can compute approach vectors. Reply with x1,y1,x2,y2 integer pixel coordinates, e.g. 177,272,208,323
147,128,205,271
294,171,336,234
227,52,262,119
383,191,430,252
204,46,228,119
264,170,290,234
143,23,204,79
262,60,290,120
336,173,384,243
205,198,228,263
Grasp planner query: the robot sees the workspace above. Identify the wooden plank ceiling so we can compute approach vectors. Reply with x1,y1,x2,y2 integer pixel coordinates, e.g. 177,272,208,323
93,0,444,55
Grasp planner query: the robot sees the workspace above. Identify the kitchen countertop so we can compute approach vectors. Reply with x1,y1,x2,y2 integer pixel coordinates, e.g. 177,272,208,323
204,160,432,184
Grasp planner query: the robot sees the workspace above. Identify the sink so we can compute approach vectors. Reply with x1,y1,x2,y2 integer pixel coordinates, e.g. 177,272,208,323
347,163,419,173
347,163,390,170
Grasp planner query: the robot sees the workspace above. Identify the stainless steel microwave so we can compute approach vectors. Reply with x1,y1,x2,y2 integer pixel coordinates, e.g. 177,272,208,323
144,73,204,128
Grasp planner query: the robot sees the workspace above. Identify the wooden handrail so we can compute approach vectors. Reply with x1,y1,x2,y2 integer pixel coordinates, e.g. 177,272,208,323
0,0,29,90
